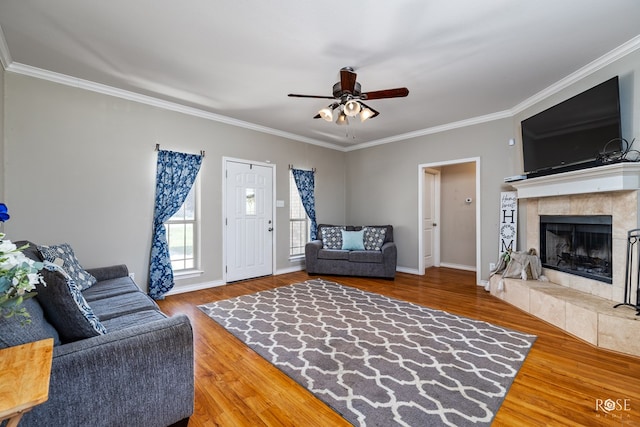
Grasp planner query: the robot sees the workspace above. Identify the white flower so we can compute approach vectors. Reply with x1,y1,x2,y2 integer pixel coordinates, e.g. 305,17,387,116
0,236,45,321
0,239,17,253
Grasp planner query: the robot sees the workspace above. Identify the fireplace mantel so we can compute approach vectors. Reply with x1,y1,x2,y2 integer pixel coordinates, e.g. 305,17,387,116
510,162,640,199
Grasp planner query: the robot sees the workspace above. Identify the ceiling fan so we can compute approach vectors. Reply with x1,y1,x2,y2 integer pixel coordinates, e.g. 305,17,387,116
288,67,409,125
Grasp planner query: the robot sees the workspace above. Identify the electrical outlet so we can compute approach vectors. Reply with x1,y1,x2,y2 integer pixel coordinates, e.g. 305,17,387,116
128,272,135,281
489,262,496,271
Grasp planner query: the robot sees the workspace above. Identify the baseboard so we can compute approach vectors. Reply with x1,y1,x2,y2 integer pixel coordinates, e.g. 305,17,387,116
165,279,226,296
396,266,421,275
166,265,305,296
275,265,305,275
439,262,477,272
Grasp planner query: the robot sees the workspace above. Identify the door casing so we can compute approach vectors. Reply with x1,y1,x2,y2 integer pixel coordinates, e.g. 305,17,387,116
222,157,277,282
417,157,481,284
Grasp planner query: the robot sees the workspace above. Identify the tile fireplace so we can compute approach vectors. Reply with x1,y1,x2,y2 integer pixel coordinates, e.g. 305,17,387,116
514,162,640,302
490,163,640,357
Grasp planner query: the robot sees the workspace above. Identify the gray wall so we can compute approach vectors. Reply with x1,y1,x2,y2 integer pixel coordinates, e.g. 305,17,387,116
440,162,476,269
2,73,346,291
345,118,518,279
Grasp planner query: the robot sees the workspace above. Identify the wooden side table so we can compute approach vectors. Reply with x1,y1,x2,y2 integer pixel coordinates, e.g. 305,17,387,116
0,338,54,427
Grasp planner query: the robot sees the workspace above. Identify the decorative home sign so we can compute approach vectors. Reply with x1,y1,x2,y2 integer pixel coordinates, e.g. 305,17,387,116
499,191,518,254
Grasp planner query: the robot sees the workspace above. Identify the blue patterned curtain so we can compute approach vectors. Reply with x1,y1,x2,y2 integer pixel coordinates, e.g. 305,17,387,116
148,150,202,300
291,168,318,240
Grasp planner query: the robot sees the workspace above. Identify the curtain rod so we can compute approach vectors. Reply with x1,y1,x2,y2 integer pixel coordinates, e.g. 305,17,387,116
289,164,316,172
155,143,205,158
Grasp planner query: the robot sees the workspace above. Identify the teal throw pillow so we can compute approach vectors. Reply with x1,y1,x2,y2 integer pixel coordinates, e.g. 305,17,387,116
341,229,365,251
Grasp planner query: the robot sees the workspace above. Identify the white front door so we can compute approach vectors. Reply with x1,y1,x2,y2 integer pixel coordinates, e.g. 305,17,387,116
224,160,274,282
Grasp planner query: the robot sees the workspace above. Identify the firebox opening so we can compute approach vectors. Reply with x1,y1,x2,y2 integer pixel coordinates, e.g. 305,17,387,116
540,215,613,284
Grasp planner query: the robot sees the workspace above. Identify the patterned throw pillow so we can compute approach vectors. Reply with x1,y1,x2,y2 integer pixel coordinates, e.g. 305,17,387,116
363,226,387,251
36,261,107,343
321,226,345,249
38,243,97,290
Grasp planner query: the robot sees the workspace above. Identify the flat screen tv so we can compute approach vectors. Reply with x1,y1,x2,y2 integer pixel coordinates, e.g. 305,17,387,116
521,76,623,178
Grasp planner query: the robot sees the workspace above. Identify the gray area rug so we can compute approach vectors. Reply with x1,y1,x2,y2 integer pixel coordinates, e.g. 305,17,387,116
199,279,536,426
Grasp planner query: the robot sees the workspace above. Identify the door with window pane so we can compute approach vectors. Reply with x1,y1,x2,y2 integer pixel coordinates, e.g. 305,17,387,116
224,160,274,282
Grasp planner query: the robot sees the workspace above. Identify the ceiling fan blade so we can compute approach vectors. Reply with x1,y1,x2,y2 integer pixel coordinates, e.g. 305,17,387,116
361,87,409,100
288,93,336,99
340,68,358,94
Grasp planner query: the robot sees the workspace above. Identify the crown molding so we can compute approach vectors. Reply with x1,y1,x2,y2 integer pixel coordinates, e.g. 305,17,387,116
344,110,513,152
512,34,640,115
0,24,12,69
4,62,346,152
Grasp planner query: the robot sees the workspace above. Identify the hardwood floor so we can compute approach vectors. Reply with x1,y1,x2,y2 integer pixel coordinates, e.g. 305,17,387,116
157,268,640,426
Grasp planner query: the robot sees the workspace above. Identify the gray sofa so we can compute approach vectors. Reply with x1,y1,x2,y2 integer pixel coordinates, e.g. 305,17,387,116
305,224,397,279
0,242,194,427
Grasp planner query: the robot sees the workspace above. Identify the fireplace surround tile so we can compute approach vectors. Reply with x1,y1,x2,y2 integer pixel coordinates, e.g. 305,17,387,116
530,289,566,329
565,301,598,345
537,196,570,215
491,278,530,312
525,200,539,250
598,313,640,357
612,191,638,239
570,192,611,214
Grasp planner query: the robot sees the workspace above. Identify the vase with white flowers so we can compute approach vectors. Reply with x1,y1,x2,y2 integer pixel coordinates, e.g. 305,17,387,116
0,203,45,321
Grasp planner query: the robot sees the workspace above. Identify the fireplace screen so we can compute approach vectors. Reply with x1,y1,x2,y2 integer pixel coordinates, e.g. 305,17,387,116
540,215,612,284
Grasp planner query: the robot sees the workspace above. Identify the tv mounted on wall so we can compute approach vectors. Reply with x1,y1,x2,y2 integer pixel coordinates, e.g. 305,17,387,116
521,76,623,178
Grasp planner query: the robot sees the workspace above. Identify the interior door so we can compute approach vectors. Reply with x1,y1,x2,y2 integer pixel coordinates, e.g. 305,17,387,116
423,169,440,271
423,171,436,269
225,160,274,282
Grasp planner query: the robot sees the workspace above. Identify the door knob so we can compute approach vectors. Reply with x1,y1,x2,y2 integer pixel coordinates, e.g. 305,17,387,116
432,223,437,226
268,227,273,232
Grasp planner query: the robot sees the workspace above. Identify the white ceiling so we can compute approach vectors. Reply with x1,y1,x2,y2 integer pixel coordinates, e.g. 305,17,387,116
0,1,639,151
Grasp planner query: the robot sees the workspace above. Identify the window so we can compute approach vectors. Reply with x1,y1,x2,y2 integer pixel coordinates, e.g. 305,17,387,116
290,172,310,256
165,184,197,271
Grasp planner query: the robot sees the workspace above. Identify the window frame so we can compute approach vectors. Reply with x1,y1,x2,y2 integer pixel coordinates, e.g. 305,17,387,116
164,179,200,274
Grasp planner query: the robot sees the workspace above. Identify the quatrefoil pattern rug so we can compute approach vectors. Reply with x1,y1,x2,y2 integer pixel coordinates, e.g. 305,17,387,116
199,279,536,426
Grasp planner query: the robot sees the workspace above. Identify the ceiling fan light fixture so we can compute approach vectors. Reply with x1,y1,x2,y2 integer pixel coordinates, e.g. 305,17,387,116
359,107,375,122
318,107,334,122
359,104,380,122
344,99,361,117
336,111,349,125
